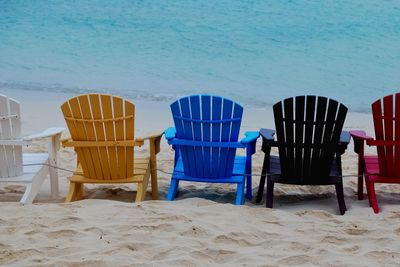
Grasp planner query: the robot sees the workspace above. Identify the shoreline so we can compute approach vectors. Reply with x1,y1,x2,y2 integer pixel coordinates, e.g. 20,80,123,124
1,87,374,134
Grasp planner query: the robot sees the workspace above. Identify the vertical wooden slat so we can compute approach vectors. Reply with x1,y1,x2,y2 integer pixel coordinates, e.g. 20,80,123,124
101,95,119,179
372,99,386,176
190,95,204,178
78,95,103,179
180,97,196,176
218,99,233,178
294,96,305,177
383,95,394,177
273,101,287,177
0,95,11,177
329,103,347,177
113,96,126,179
61,100,91,178
68,97,97,179
171,100,190,176
395,93,400,177
201,96,211,178
89,94,111,179
283,98,295,178
332,104,348,143
125,100,135,177
319,99,339,179
310,97,327,179
226,103,242,177
3,98,16,177
9,98,22,176
303,96,316,179
211,96,222,178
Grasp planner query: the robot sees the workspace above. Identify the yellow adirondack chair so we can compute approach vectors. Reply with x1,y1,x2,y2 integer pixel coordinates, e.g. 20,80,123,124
61,94,162,202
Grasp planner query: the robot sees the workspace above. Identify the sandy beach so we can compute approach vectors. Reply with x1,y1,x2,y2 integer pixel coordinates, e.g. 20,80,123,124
1,89,400,266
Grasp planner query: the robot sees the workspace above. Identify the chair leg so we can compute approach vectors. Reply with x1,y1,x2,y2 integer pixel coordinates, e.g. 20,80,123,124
367,181,379,213
75,183,84,200
166,179,179,201
245,174,252,201
135,183,145,202
235,182,245,205
65,182,81,202
266,179,274,208
357,172,364,200
149,141,159,200
136,169,151,202
20,171,47,204
150,161,159,200
256,156,269,204
335,183,346,215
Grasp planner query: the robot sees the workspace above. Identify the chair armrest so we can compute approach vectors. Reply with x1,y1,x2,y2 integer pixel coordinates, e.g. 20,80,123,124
60,131,71,143
259,128,276,153
350,130,373,155
23,127,65,141
240,131,260,144
350,130,374,141
336,131,351,156
0,139,30,146
240,131,260,157
339,131,351,145
260,128,275,141
164,127,177,141
136,131,164,156
136,131,164,142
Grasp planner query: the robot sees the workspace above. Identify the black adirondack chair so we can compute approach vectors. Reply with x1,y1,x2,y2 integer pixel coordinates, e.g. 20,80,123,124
256,96,351,215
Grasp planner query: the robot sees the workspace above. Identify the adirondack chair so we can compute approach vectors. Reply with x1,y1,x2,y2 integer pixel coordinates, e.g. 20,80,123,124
256,96,350,215
0,94,64,203
165,95,259,205
350,93,400,213
61,94,162,202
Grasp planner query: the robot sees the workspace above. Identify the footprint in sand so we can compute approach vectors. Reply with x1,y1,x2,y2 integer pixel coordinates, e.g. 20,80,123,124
24,229,40,236
321,235,346,244
190,248,237,264
1,248,42,264
343,227,369,236
289,241,312,253
214,234,255,247
365,250,400,264
55,216,82,225
181,225,207,237
46,229,79,238
395,228,400,236
339,223,370,236
342,245,360,252
277,255,313,265
296,210,334,219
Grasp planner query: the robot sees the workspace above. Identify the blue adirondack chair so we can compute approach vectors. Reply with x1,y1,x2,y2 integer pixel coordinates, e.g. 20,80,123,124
165,95,259,205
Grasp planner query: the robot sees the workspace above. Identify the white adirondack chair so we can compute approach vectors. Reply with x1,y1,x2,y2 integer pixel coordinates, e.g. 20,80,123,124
0,94,64,203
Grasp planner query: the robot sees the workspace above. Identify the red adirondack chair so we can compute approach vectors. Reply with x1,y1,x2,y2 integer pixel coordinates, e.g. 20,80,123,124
350,93,400,213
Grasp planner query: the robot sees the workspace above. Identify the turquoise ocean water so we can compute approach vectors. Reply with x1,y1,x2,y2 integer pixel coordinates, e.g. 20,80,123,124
0,0,399,112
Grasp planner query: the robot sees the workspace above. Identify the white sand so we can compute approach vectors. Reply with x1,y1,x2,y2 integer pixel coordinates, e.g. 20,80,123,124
1,89,400,266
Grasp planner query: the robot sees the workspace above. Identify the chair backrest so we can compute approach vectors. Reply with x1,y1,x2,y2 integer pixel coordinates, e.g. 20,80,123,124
61,94,136,180
372,93,400,178
171,95,243,179
273,96,347,184
0,94,23,178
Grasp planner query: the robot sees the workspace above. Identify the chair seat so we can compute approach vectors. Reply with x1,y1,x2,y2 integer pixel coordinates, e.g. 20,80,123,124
0,153,49,182
268,155,342,185
364,155,379,175
172,155,246,183
364,155,400,183
69,157,150,183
